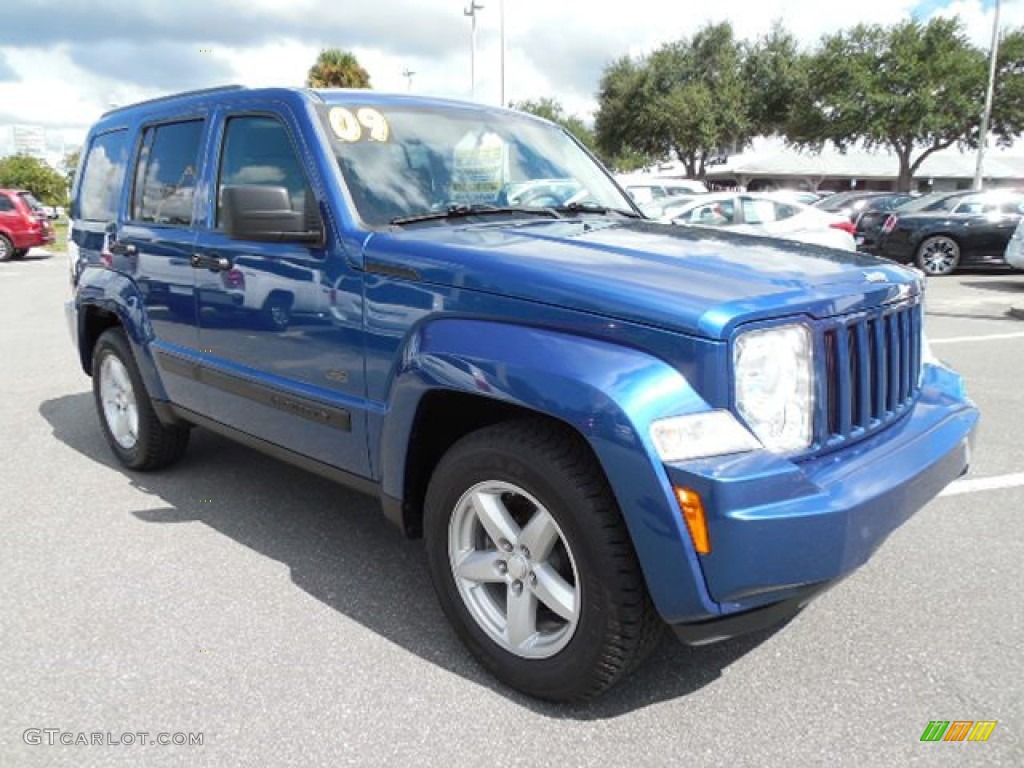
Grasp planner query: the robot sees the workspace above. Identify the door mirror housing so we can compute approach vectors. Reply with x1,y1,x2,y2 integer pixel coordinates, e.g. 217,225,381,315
222,185,323,245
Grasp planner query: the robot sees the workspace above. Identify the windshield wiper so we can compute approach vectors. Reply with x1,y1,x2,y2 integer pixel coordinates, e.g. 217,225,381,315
552,202,644,219
390,203,563,226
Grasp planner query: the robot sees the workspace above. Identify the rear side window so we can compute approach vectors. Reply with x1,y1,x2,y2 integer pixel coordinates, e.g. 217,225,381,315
0,195,13,212
216,115,309,227
132,120,205,226
78,130,129,221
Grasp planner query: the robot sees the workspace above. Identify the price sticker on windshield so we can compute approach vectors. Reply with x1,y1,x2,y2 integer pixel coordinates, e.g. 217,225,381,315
328,107,390,142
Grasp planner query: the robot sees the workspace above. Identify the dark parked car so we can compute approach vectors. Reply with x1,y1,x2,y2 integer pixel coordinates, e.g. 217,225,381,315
0,188,56,261
851,193,917,251
874,191,1024,275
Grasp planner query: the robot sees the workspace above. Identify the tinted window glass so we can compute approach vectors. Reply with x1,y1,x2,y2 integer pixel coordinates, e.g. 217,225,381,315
217,116,308,226
0,195,13,212
78,129,129,221
133,120,204,226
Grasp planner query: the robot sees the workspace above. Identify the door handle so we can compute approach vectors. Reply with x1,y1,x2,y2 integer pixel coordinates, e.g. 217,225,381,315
190,254,232,271
108,240,137,256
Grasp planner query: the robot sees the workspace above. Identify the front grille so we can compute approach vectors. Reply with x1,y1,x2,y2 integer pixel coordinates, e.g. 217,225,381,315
821,300,922,447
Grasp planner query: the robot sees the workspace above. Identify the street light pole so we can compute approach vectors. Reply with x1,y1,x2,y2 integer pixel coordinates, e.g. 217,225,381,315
402,68,416,92
464,1,484,100
974,0,1002,191
499,0,505,107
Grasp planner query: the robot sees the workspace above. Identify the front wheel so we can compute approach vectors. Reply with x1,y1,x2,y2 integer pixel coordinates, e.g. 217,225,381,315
424,419,661,701
916,235,961,276
92,328,190,470
0,234,13,262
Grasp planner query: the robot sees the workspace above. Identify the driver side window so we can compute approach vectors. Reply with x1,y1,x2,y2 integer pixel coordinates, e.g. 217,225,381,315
217,116,309,228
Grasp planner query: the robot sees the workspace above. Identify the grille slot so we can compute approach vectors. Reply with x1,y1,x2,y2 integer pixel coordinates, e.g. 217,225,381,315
822,301,922,446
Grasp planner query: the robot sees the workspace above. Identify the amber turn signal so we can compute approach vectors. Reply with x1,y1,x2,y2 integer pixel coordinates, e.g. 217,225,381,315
674,487,710,555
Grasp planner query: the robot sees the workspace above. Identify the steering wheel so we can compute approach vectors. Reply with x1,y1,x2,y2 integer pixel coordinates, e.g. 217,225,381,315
515,190,562,208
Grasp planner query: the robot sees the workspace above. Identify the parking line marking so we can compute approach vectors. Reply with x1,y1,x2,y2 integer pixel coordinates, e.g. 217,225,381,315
931,331,1024,344
939,472,1024,497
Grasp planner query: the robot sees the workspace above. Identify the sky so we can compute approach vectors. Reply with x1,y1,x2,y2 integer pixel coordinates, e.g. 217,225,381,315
0,0,1021,165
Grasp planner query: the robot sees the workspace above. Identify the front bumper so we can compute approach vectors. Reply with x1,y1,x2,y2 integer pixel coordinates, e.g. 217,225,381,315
661,363,977,637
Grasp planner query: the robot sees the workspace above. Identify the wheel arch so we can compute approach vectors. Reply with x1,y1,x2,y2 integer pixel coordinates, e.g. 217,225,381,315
377,317,723,622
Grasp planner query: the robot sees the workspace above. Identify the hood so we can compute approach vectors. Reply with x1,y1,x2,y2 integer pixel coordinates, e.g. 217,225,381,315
362,218,921,339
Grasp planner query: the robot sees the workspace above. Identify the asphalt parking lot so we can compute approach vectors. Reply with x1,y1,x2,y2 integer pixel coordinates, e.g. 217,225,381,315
1,249,1021,767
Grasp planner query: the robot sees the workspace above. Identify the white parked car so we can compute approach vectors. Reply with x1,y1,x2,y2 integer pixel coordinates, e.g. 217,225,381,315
659,192,857,251
617,175,708,207
1005,217,1024,269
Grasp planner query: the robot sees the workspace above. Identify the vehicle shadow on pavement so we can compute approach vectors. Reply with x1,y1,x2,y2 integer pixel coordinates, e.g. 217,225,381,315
959,279,1024,294
40,392,781,719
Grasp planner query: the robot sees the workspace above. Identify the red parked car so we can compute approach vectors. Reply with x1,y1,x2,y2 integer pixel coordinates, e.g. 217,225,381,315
0,188,56,261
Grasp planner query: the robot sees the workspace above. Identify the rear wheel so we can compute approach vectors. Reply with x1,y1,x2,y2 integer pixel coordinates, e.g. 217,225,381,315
92,328,190,470
424,419,661,701
916,235,960,276
261,293,292,331
0,235,13,262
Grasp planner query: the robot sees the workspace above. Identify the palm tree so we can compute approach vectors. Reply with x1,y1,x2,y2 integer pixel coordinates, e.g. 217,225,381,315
305,49,372,89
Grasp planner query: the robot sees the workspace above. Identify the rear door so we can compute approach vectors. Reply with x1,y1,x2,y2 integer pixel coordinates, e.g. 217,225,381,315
0,192,21,252
117,116,209,411
191,106,370,477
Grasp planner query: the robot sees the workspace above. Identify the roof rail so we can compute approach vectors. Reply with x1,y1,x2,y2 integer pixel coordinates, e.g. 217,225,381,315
101,84,247,118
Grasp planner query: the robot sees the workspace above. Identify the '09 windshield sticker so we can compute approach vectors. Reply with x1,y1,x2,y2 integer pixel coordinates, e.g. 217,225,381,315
328,107,390,142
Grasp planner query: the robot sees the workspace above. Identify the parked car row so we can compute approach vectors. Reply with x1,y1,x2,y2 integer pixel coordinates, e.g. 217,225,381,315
858,189,1024,275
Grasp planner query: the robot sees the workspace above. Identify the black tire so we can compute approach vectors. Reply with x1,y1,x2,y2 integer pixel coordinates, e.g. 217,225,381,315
0,234,13,262
424,419,662,702
91,328,190,470
915,235,961,276
261,293,292,332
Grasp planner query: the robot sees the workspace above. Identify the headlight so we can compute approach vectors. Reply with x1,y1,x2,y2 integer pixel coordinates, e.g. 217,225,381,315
650,411,761,462
733,323,814,453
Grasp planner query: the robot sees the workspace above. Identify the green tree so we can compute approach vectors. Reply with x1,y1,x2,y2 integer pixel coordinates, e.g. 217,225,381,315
511,97,596,151
595,22,751,178
743,21,804,136
305,48,372,89
0,154,67,204
991,27,1024,145
61,148,81,188
785,18,1004,191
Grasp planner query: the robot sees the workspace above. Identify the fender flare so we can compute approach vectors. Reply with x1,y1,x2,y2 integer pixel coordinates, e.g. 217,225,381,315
380,317,722,621
74,267,169,403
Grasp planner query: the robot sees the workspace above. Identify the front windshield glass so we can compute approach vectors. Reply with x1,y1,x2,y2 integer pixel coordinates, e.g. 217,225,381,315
317,104,634,227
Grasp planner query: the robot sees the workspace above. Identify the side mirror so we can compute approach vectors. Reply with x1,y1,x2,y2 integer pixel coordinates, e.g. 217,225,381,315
222,185,323,245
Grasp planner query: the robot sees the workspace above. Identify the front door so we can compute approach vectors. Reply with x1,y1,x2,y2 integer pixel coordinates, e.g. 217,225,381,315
192,109,369,477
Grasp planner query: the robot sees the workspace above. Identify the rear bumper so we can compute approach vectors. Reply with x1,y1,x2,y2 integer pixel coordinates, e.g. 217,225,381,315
661,363,976,629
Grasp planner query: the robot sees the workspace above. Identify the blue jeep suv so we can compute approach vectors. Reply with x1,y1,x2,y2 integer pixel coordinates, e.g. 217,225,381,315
66,85,978,701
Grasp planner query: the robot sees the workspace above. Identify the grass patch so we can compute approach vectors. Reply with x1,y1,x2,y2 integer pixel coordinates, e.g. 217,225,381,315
51,219,68,252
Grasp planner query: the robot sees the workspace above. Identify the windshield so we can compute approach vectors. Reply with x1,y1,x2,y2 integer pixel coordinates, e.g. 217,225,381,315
317,104,634,227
